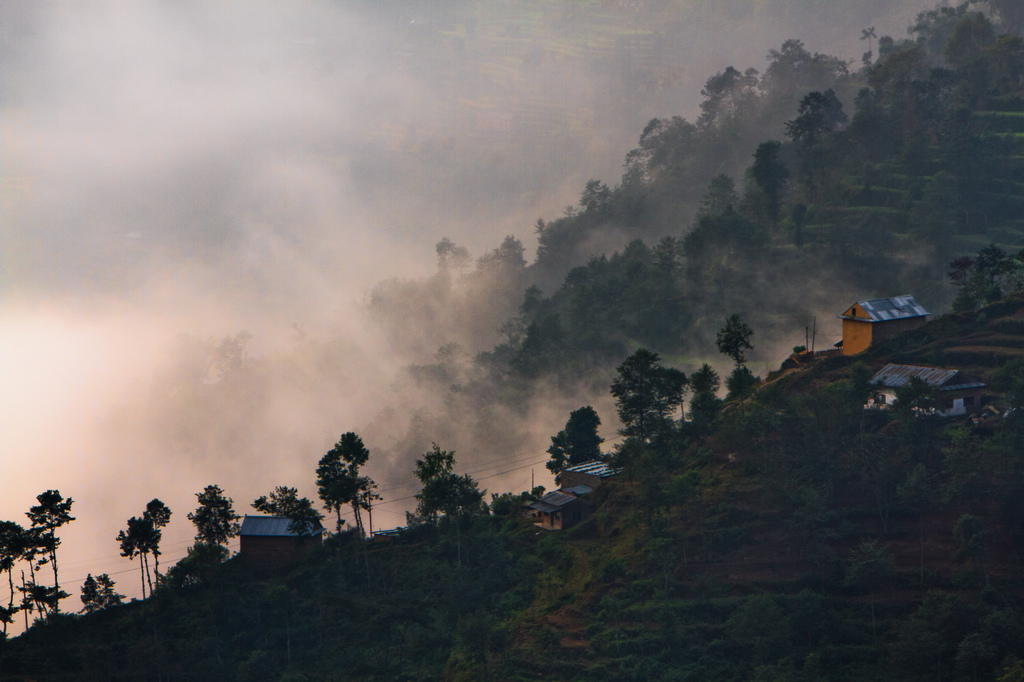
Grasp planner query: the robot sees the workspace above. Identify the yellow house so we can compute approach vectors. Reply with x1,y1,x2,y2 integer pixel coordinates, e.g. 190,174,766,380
839,295,929,355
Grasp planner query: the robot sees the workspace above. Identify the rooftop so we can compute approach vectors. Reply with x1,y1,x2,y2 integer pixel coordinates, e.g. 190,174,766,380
240,515,325,538
840,295,929,322
870,364,986,390
563,460,620,478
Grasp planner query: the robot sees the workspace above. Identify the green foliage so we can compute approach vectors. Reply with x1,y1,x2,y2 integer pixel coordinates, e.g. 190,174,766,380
610,348,688,443
546,406,604,476
716,314,755,366
317,432,380,537
117,514,159,599
726,366,761,401
409,444,485,524
187,484,240,546
162,542,230,589
25,490,74,614
252,486,324,537
79,574,122,614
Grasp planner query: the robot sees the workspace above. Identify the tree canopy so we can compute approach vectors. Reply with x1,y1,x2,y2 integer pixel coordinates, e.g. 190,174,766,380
610,349,688,442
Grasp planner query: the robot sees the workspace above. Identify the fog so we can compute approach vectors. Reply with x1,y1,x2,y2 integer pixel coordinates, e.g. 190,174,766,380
1,0,937,620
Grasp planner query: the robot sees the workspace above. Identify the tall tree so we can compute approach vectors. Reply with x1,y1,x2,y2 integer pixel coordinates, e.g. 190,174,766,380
610,349,688,443
785,88,847,196
187,485,240,547
717,314,759,401
25,490,74,613
252,486,324,537
117,516,158,599
144,499,171,585
716,314,755,366
317,433,379,536
546,406,605,476
0,521,27,636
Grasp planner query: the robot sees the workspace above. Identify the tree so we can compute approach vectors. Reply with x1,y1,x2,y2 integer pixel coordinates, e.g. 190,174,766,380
0,521,27,636
579,179,611,215
894,376,941,415
436,237,470,274
750,141,789,224
118,515,158,599
409,444,484,524
725,365,760,401
785,89,848,146
785,89,848,196
144,499,171,585
610,349,688,443
163,542,230,588
861,26,878,64
187,485,240,547
80,574,123,614
252,486,324,537
716,314,755,366
25,490,74,613
546,406,605,477
698,174,739,217
845,538,894,638
317,432,380,536
688,364,722,433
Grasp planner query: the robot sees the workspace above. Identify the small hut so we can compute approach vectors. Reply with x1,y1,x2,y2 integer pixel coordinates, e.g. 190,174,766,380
239,515,325,572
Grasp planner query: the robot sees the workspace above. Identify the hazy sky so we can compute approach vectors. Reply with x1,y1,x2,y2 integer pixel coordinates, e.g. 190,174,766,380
1,0,937,623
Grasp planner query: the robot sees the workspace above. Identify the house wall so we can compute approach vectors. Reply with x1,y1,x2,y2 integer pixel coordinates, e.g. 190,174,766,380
534,498,593,530
944,387,983,416
867,387,983,416
842,318,874,355
240,535,321,572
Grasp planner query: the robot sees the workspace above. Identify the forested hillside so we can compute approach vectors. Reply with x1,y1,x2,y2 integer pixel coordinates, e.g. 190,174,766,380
4,2,1024,681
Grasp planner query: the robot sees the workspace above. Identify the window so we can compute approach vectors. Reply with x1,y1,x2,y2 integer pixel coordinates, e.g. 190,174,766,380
964,395,974,406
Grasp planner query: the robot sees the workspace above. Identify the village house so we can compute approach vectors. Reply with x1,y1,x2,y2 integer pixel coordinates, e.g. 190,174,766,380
528,486,595,530
557,460,621,489
528,461,621,530
868,363,986,416
239,515,325,572
838,295,929,355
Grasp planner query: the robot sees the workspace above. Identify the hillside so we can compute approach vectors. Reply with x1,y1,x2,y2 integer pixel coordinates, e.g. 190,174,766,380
5,3,1024,681
4,294,1024,681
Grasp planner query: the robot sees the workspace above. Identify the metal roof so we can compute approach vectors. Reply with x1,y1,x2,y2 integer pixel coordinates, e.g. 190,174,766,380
563,460,620,478
562,485,593,496
870,364,986,390
240,515,325,537
840,295,929,322
529,491,579,512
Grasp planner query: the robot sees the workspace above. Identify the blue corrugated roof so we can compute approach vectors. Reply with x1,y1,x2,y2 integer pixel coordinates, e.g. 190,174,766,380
840,295,929,322
563,460,620,478
240,515,325,537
